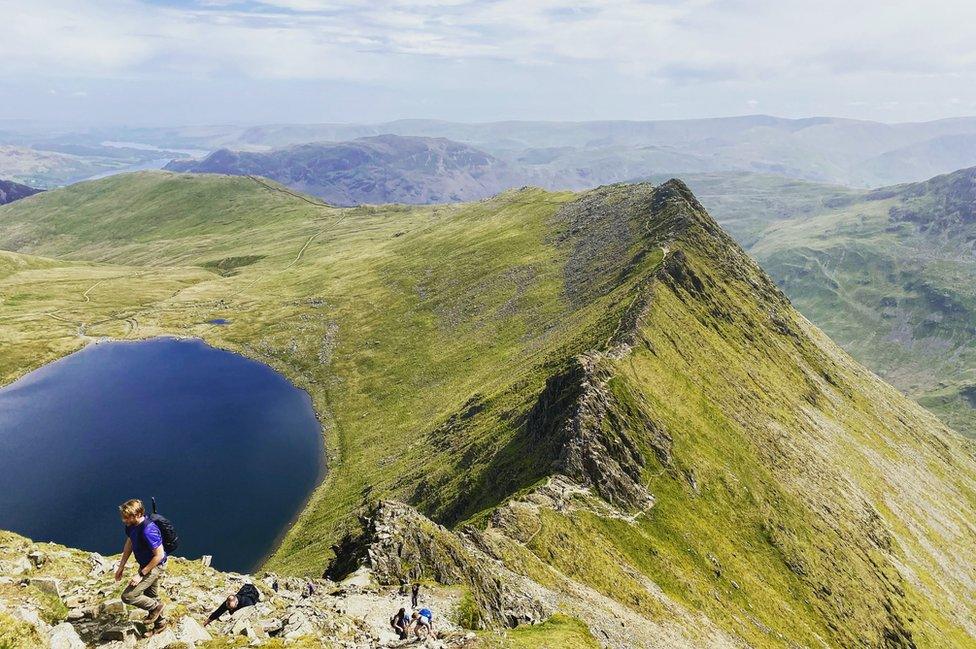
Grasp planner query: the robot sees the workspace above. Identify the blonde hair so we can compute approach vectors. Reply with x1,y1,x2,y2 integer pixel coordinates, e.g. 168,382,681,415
119,499,145,520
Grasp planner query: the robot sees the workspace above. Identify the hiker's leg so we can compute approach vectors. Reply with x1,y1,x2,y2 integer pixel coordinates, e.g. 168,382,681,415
122,568,160,611
145,570,159,601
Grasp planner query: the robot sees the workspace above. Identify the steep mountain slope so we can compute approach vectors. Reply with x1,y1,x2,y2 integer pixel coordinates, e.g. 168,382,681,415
0,178,42,205
1,173,976,647
165,135,528,205
749,166,976,437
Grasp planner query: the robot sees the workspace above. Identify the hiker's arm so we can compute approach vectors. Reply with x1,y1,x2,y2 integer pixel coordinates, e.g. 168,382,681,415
115,539,132,581
138,544,165,577
205,603,228,626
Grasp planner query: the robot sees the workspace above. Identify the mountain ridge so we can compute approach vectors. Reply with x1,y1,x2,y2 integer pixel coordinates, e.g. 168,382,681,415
1,174,976,646
165,135,529,205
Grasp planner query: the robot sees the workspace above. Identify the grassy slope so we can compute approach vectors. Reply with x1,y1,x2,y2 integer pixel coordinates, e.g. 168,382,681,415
465,184,976,647
743,170,976,437
2,172,976,647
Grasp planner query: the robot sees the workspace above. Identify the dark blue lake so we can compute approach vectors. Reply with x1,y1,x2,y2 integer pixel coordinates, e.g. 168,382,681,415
0,338,323,573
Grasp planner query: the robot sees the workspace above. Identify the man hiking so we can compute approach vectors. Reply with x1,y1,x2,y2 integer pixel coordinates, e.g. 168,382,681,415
204,583,261,626
115,499,167,626
410,607,435,639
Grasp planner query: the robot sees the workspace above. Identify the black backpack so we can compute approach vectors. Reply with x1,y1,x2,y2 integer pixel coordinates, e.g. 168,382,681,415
149,497,180,554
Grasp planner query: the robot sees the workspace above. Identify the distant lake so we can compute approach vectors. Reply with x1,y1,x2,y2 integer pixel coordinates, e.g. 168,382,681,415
0,338,323,573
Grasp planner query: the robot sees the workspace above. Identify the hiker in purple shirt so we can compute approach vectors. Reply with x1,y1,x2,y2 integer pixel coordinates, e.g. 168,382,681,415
115,499,167,627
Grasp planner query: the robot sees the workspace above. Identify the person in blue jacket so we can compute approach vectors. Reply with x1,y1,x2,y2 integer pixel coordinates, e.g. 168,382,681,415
411,607,435,639
115,499,167,626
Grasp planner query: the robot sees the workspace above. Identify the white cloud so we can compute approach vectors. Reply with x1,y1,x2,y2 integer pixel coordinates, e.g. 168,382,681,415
3,0,976,122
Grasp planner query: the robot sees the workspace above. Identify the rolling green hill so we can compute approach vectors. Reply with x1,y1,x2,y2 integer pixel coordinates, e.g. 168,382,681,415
1,172,976,647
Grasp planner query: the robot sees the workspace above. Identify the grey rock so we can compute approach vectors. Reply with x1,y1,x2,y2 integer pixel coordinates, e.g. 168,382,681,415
2,557,31,576
99,623,139,643
30,576,62,599
172,616,212,644
89,553,114,577
49,622,85,649
100,598,126,616
283,610,314,639
66,608,86,621
145,628,178,649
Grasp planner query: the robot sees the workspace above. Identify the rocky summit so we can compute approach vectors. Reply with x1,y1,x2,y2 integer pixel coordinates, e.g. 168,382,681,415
1,174,976,647
0,522,480,649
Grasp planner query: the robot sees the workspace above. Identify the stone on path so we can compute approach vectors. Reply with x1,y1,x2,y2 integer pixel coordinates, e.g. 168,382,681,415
172,616,212,644
49,622,86,649
30,576,62,599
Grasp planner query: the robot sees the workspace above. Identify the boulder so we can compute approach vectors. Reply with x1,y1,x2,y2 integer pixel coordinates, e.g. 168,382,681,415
144,628,178,649
100,598,126,616
64,594,86,608
49,622,86,649
27,550,46,568
171,616,211,644
99,623,139,644
66,608,86,621
89,553,115,577
232,617,267,640
283,610,314,639
262,616,284,635
3,557,31,576
11,605,46,629
30,576,62,599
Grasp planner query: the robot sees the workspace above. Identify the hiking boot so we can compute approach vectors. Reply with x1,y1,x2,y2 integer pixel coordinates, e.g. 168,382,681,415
145,603,165,624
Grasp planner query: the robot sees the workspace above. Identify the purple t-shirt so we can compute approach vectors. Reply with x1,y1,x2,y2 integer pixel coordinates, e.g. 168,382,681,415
125,519,166,569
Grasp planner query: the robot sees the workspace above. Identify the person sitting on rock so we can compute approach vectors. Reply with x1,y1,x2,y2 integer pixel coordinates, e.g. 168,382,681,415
115,499,167,627
204,583,261,626
411,607,434,639
390,607,410,639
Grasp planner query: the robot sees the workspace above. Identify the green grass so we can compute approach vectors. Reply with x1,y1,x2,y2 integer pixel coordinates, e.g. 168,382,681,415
479,614,600,649
0,611,44,649
707,168,976,438
2,172,976,647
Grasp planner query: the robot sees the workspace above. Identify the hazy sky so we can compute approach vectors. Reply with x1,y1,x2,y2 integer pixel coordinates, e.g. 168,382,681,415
3,0,976,125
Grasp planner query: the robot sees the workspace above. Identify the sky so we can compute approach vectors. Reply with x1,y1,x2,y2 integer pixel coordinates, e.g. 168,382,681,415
2,0,976,126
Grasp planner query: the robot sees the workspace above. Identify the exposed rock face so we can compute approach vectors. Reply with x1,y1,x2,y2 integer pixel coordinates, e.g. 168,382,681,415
525,354,659,512
339,500,554,630
0,529,476,648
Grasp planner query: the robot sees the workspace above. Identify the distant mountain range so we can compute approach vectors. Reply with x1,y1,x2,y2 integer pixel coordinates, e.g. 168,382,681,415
0,178,41,205
10,114,976,190
165,135,529,205
0,143,188,188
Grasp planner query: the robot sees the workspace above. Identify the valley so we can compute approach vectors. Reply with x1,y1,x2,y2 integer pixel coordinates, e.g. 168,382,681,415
712,167,976,437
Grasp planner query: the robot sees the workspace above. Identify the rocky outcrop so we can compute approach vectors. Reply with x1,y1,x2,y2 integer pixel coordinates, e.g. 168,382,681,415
334,501,554,630
0,530,477,648
524,353,666,513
